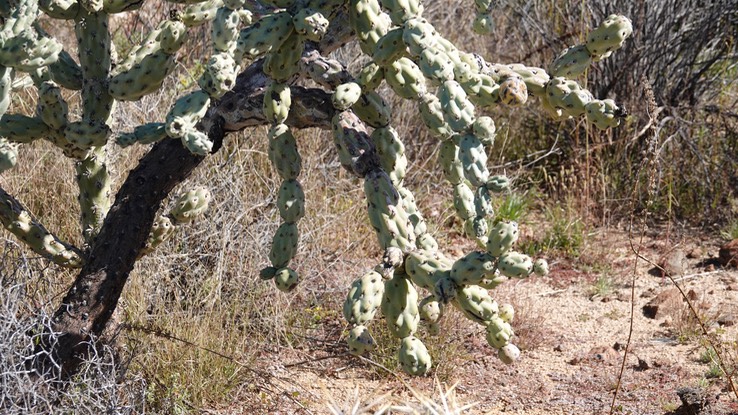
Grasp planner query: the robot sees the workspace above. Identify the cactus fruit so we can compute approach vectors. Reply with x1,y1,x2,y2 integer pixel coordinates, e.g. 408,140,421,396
487,220,518,257
499,75,528,106
585,99,623,130
498,302,514,323
586,15,633,60
170,187,211,223
498,343,520,364
485,316,513,349
498,251,533,278
199,52,239,99
140,215,175,257
533,258,549,277
381,272,420,338
418,295,443,325
348,325,376,355
274,267,300,292
343,270,385,325
472,13,495,35
398,336,431,375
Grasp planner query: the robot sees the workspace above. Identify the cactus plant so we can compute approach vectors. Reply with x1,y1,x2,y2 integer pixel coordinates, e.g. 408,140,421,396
0,0,632,378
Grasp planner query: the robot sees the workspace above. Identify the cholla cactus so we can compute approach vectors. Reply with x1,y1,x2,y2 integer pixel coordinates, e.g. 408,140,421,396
0,0,631,377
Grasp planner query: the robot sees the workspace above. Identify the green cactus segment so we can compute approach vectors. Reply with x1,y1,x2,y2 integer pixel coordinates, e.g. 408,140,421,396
432,275,456,304
485,316,513,349
438,138,464,184
109,20,187,101
39,0,80,19
212,6,241,54
332,82,362,111
292,8,329,43
503,64,549,97
472,12,494,35
439,80,475,131
450,251,497,286
457,134,488,187
268,123,302,180
474,185,494,218
0,65,12,117
347,325,376,355
498,343,520,364
0,138,18,173
0,114,49,143
48,50,83,91
404,249,453,290
545,76,594,118
352,91,391,128
79,0,103,13
102,0,144,13
182,0,224,26
76,149,111,242
585,99,623,130
165,90,212,154
350,0,391,55
418,295,442,333
478,269,507,290
472,116,496,146
381,272,419,339
453,284,499,324
37,81,68,130
263,82,292,124
343,269,385,325
498,302,514,323
364,169,416,251
549,44,593,78
268,222,299,269
371,126,406,186
259,266,278,280
402,17,437,57
586,14,633,60
452,182,475,220
170,186,211,223
486,220,518,257
235,12,294,61
419,95,453,138
63,120,111,149
274,267,300,292
74,10,113,123
259,0,294,7
398,335,431,375
397,186,427,238
331,111,374,175
381,0,423,25
263,31,304,81
485,175,509,193
532,258,549,276
277,179,305,223
418,49,454,83
464,216,489,246
498,251,533,278
0,21,63,72
373,28,406,66
117,123,168,147
140,215,176,257
199,52,239,99
385,57,426,100
357,62,384,91
0,188,84,268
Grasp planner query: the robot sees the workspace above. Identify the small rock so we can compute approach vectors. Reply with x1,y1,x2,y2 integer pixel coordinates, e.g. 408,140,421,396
687,247,703,259
717,313,736,327
643,288,682,319
719,239,738,267
635,357,651,371
659,249,687,277
676,386,709,414
570,345,620,365
706,264,715,272
553,344,566,352
727,284,738,291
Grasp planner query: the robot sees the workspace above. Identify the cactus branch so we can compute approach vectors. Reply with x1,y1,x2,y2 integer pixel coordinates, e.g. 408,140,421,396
0,186,84,268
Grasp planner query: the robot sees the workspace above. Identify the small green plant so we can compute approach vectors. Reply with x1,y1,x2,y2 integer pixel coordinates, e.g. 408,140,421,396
495,191,530,223
720,219,738,240
589,275,614,299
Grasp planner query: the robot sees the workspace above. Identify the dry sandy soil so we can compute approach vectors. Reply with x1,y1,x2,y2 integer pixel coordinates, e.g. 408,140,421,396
221,227,738,415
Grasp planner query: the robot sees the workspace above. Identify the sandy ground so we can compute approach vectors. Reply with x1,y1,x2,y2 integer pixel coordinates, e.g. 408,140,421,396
222,228,738,415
